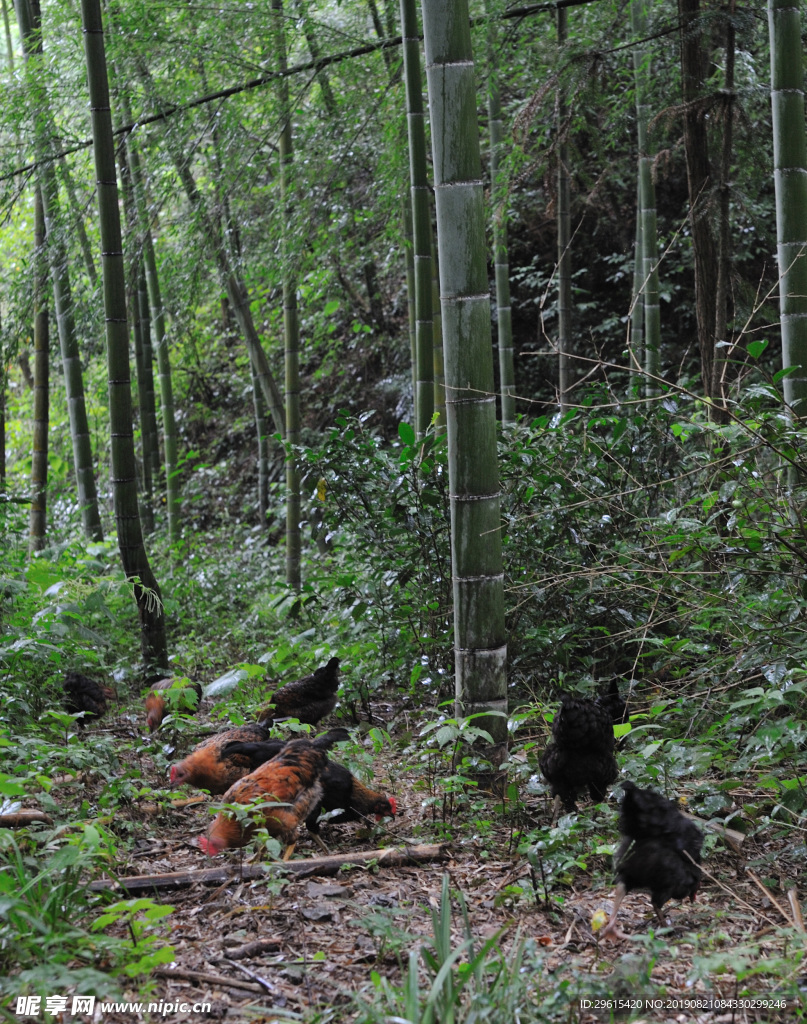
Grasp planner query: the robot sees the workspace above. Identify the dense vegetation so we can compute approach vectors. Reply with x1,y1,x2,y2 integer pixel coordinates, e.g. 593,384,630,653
0,0,806,1019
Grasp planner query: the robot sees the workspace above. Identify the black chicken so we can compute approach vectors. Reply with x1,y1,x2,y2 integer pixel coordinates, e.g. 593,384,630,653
602,780,703,940
63,671,115,725
540,693,618,822
258,657,341,727
596,679,627,725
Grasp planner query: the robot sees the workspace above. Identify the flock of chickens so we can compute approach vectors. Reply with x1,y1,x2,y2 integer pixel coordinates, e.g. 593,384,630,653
63,663,703,939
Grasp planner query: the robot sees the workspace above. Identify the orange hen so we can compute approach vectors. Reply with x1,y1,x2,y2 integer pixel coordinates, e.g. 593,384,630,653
145,677,202,732
169,724,271,793
198,737,328,856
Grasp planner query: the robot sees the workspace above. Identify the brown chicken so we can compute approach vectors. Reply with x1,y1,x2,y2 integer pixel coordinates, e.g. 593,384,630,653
222,736,394,833
145,677,203,732
169,724,271,793
258,656,340,726
198,737,329,856
63,671,115,725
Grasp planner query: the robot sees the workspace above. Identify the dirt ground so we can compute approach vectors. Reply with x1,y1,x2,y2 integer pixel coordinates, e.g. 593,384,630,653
50,700,807,1023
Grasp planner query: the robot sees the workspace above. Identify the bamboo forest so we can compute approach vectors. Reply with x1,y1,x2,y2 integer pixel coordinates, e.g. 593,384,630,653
1,0,806,1019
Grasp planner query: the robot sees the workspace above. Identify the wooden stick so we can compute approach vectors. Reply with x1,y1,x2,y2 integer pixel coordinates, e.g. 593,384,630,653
89,843,449,894
225,938,282,959
746,869,794,928
154,967,263,994
787,888,805,934
0,811,53,827
223,958,277,993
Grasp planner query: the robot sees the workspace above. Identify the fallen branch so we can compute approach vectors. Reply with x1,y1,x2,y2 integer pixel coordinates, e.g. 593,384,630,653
89,843,449,894
687,815,746,853
787,888,805,934
154,967,263,994
225,938,282,959
223,958,277,994
746,868,794,929
0,811,54,828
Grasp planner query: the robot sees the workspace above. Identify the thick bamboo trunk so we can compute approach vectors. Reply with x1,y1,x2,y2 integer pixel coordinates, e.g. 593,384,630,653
768,0,807,426
80,0,168,672
422,0,507,743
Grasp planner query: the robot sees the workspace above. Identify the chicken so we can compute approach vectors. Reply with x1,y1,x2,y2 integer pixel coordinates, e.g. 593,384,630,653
602,780,703,940
145,677,203,732
222,734,394,833
169,724,271,793
306,761,396,834
258,656,340,727
596,679,627,725
539,693,618,823
63,671,115,724
198,737,330,856
171,726,347,795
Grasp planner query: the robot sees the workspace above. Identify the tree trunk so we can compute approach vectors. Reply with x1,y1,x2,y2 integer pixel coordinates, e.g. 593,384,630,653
123,117,181,543
711,0,735,421
632,0,661,396
291,0,338,116
152,107,285,437
556,7,573,416
768,0,807,425
486,0,515,425
29,183,48,553
400,0,434,438
116,138,155,533
138,263,161,488
15,0,104,543
402,195,418,411
431,229,446,430
80,0,168,673
251,358,270,531
272,0,302,591
57,155,97,287
679,0,718,402
422,0,507,743
630,178,645,386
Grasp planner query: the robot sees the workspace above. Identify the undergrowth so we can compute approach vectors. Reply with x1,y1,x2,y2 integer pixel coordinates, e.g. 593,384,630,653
1,368,807,1014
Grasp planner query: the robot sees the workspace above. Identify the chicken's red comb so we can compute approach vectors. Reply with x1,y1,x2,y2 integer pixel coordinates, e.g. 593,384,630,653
169,765,178,783
388,796,397,816
197,836,221,856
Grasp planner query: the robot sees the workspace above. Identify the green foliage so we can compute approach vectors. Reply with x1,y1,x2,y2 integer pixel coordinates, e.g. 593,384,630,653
0,829,173,1004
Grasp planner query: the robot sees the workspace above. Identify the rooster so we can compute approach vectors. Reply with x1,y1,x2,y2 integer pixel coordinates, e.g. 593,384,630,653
258,656,340,726
145,677,203,733
223,736,394,833
63,672,115,725
198,736,331,857
602,781,703,940
540,693,618,823
169,724,272,793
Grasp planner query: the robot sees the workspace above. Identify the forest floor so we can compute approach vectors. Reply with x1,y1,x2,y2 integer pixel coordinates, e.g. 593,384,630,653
64,695,804,1024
